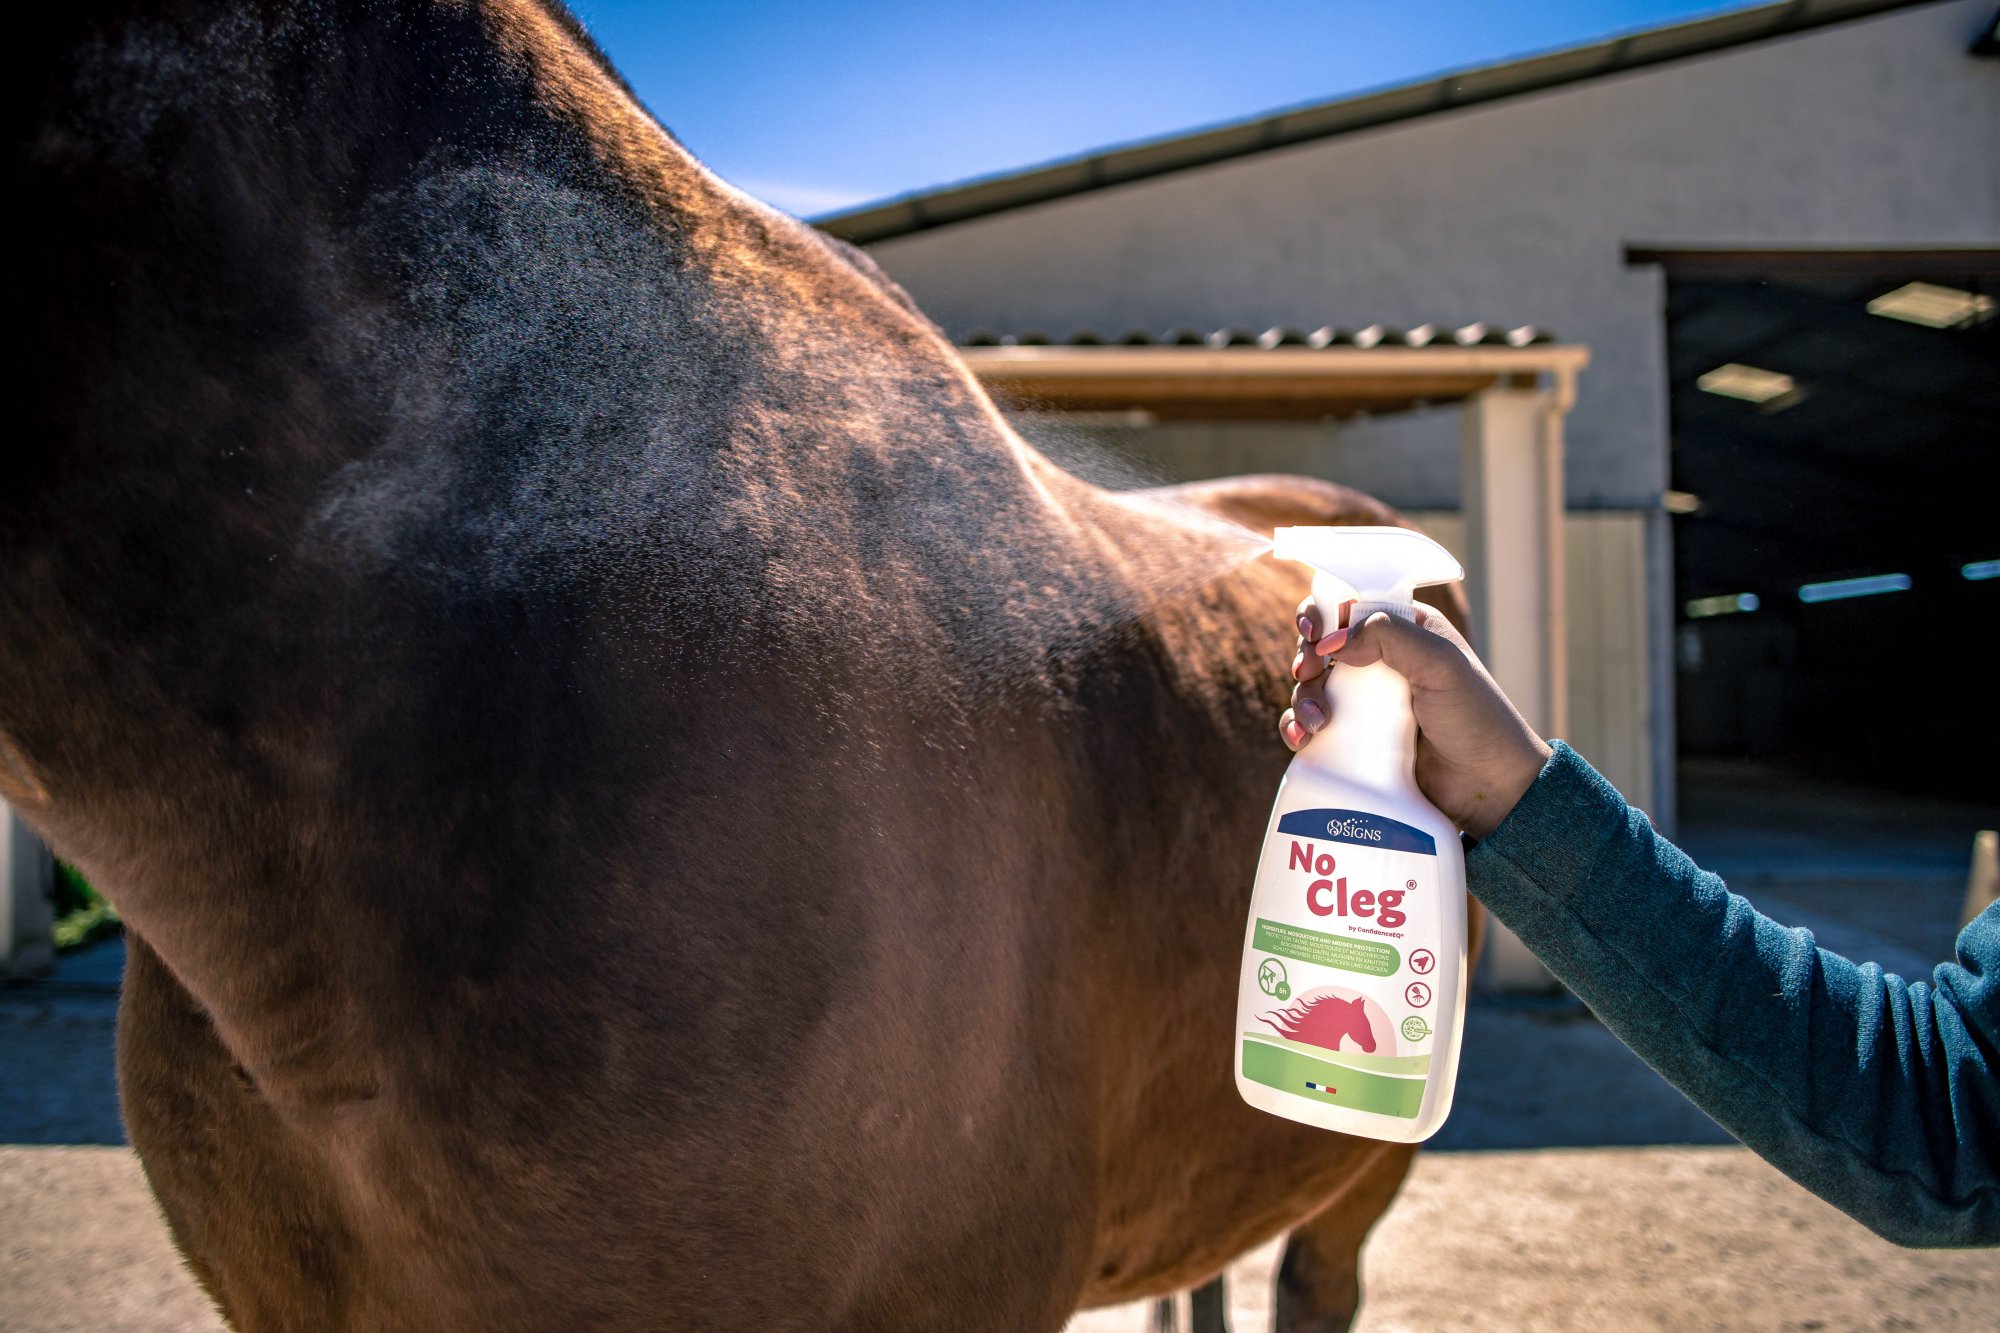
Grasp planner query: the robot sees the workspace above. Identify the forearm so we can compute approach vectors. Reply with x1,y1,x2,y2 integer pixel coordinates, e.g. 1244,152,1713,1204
1466,744,2000,1247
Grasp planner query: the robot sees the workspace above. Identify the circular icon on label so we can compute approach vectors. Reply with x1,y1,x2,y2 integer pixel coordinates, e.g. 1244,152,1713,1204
1404,981,1432,1008
1409,949,1435,975
1401,1016,1432,1042
1257,957,1291,1001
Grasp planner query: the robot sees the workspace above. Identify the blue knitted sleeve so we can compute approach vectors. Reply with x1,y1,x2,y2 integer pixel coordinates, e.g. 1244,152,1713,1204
1467,743,2000,1247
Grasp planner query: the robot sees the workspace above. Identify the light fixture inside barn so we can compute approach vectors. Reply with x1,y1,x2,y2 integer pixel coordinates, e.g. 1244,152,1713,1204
1865,282,1996,330
1685,592,1759,618
1695,362,1797,405
1798,573,1913,603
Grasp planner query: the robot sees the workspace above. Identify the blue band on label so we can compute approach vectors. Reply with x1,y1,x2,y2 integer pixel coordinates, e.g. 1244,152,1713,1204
1276,808,1437,856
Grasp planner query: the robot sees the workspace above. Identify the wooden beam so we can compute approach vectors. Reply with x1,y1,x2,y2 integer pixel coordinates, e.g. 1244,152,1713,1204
981,373,1502,420
963,345,1589,421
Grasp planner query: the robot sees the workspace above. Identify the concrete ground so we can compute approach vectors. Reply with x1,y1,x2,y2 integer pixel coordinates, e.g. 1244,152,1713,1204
4,760,1993,1330
12,1139,1994,1333
1075,1147,2000,1333
2,1145,226,1333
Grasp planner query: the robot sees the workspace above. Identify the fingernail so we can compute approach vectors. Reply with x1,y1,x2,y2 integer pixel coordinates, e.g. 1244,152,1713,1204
1314,627,1349,655
1282,719,1305,747
1291,653,1309,681
1296,699,1323,728
1297,614,1313,638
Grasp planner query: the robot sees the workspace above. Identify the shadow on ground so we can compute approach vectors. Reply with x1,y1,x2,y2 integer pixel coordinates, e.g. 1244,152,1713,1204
1,939,126,1146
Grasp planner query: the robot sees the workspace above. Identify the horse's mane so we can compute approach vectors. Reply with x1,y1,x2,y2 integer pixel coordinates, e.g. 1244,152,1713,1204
530,0,647,113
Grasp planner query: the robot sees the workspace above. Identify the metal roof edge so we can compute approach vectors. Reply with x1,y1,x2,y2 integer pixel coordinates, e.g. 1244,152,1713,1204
1625,244,2000,274
817,0,1947,245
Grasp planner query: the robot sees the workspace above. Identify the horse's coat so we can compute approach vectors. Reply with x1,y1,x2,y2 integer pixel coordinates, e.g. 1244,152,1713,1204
9,3,1472,1327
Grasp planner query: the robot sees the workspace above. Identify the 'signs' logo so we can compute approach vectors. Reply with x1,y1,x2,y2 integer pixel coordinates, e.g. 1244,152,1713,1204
1326,816,1382,842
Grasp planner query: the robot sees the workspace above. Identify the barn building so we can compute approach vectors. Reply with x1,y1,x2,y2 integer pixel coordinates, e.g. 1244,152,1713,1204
3,0,1996,977
825,0,2000,840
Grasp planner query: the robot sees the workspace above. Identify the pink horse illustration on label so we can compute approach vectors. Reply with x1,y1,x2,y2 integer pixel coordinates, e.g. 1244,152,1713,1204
1258,991,1378,1054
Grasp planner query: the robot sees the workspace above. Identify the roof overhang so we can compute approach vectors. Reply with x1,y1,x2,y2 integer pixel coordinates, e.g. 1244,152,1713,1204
820,0,1940,245
1626,246,2000,277
963,344,1590,421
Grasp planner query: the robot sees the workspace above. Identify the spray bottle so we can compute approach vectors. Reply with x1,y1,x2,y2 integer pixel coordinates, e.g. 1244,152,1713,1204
1235,526,1468,1142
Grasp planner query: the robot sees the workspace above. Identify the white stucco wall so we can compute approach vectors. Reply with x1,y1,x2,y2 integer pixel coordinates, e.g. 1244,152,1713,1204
868,0,1999,510
865,1,1996,829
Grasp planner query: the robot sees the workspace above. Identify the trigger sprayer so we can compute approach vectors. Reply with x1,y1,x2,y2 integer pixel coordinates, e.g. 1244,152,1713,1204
1234,525,1469,1142
1271,524,1464,648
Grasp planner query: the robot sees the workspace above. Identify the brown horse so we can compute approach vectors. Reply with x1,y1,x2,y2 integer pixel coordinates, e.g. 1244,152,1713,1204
7,2,1470,1327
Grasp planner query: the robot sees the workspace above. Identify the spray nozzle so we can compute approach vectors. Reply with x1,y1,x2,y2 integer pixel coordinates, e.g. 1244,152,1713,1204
1271,525,1463,629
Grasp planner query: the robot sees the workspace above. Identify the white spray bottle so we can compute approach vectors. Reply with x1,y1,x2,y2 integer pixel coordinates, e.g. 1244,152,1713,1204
1235,526,1469,1142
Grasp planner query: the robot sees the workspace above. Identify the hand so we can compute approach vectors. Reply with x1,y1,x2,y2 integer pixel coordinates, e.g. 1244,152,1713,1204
1280,599,1552,840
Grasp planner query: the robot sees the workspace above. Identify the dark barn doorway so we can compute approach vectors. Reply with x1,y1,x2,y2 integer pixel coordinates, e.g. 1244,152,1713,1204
1661,256,1998,798
1650,250,1999,958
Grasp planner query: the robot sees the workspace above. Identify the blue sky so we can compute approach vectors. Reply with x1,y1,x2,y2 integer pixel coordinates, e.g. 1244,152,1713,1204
568,1,1759,218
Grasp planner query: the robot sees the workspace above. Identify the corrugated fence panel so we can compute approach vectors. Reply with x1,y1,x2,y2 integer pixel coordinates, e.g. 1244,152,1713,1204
1566,513,1652,815
1405,510,1653,815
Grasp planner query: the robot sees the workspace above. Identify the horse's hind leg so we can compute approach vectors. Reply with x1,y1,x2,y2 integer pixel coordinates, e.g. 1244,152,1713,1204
1190,1277,1228,1332
1272,1142,1418,1333
1149,1278,1228,1333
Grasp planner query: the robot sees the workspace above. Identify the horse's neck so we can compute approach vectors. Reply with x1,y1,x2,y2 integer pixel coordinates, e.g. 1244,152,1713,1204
11,0,1109,1102
6,0,730,1095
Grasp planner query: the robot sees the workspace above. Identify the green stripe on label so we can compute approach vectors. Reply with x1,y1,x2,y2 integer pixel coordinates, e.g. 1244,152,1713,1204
1241,1038,1425,1119
1242,1032,1433,1077
1253,919,1401,977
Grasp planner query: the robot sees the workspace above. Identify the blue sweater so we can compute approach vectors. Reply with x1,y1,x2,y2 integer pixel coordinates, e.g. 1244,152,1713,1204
1467,743,1999,1247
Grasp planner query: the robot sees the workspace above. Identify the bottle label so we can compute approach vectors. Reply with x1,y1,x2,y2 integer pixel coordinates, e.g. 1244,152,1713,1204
1240,808,1441,1119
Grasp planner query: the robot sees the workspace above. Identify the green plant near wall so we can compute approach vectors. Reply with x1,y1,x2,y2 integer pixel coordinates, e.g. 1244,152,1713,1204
52,861,121,952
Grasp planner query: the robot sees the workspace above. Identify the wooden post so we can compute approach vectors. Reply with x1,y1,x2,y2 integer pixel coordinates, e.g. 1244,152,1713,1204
2,800,56,980
1460,387,1568,739
1963,831,1999,933
1461,386,1569,993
